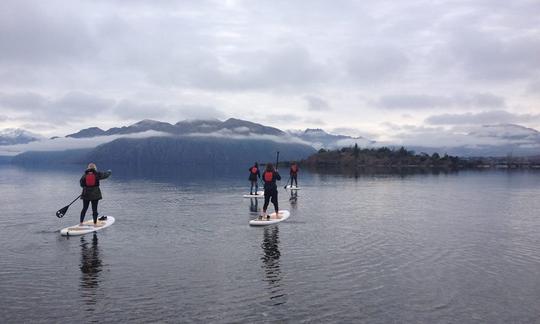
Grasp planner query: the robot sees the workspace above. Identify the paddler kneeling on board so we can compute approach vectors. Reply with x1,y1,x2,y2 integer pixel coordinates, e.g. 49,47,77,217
80,163,112,227
260,163,281,220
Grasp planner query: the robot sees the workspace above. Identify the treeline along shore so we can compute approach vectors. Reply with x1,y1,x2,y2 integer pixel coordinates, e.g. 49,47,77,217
299,144,540,172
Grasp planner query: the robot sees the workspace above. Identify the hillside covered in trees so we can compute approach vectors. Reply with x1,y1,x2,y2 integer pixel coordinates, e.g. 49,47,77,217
302,145,468,171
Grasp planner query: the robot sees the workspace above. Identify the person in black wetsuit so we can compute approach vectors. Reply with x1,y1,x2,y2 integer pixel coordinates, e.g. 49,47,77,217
289,161,299,187
79,163,112,227
260,163,281,220
248,162,261,195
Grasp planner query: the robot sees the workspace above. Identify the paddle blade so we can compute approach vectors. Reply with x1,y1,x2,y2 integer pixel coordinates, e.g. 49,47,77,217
56,206,69,218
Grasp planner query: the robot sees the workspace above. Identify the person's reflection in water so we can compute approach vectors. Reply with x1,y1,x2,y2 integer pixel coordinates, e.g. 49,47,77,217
261,226,286,306
249,197,259,214
288,190,298,210
80,233,102,310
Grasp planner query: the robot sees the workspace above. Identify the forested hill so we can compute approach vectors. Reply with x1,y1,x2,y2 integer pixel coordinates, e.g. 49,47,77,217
302,145,464,170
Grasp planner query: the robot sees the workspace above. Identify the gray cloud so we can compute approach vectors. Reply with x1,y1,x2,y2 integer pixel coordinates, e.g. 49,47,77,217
304,95,330,111
263,114,303,124
443,28,540,81
0,91,114,123
331,127,378,139
425,110,540,125
376,93,506,110
346,45,409,83
526,80,540,95
0,0,97,66
303,117,326,125
113,101,225,121
0,0,538,135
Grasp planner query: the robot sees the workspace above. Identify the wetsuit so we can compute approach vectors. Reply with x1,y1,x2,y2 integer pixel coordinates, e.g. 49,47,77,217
290,164,299,187
80,169,111,224
262,170,281,214
248,165,261,194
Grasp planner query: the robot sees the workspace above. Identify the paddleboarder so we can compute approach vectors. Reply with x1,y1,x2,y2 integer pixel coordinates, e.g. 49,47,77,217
79,163,112,227
248,162,261,195
289,161,299,187
260,163,281,220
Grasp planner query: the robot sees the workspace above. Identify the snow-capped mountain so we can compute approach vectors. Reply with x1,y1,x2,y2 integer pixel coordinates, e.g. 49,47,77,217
401,124,540,157
289,128,374,150
0,128,42,146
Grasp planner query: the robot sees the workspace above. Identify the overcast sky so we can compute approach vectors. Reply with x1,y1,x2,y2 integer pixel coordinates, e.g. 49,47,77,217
0,0,539,142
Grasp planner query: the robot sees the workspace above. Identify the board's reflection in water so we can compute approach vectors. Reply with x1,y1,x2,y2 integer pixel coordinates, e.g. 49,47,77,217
80,233,102,310
261,226,287,306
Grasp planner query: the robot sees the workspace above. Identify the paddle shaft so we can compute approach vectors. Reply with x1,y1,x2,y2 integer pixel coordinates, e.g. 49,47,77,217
67,194,82,207
284,176,291,188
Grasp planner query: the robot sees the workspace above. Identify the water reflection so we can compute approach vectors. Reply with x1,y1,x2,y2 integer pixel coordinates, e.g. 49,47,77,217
249,198,259,214
80,233,102,310
260,226,286,306
288,190,298,208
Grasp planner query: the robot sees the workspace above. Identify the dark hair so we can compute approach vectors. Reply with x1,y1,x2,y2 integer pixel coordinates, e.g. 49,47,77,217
265,163,274,172
254,162,258,167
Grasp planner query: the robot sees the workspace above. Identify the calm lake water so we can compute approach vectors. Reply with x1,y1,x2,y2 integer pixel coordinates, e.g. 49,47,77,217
1,165,540,323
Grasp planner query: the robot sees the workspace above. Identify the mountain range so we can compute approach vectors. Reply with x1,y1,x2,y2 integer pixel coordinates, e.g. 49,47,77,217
66,118,286,138
1,119,540,161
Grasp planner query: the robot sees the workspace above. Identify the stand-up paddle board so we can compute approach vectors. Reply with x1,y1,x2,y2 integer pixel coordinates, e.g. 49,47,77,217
243,190,264,198
60,216,115,236
249,210,290,226
285,185,301,190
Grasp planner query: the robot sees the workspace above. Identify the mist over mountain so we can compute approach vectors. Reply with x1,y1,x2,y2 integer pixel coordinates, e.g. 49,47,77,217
2,119,540,160
289,128,374,150
0,129,42,145
399,124,540,157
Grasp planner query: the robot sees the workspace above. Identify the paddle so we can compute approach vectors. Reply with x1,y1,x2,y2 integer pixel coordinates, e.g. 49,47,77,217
284,176,291,189
275,151,280,169
56,195,81,218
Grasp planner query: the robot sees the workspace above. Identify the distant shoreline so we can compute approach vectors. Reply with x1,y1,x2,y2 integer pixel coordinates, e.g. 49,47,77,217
298,145,540,172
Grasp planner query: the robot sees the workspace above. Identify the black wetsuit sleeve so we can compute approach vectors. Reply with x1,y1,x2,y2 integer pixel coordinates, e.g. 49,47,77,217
98,170,112,180
80,175,85,187
275,171,281,181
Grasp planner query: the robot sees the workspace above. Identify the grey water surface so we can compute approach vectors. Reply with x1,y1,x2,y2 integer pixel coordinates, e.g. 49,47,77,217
1,166,540,323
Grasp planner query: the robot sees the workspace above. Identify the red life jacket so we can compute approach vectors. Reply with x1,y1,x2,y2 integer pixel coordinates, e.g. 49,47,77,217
251,167,258,174
264,171,273,182
291,165,298,173
85,172,97,187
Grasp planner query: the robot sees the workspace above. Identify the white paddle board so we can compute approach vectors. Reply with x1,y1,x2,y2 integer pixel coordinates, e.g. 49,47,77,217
285,185,301,190
249,210,290,226
243,190,264,198
60,216,115,236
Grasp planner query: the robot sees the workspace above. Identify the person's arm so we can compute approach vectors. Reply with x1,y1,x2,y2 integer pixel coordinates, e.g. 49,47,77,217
275,171,281,181
80,175,85,187
98,170,112,180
